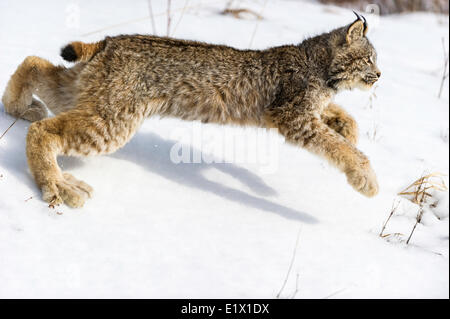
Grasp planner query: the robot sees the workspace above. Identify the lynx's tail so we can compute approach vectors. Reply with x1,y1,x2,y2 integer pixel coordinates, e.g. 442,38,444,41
60,40,106,62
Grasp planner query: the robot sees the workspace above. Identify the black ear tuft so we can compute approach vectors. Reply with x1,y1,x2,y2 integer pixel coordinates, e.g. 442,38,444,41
61,44,78,62
361,14,369,35
353,10,361,21
352,10,368,36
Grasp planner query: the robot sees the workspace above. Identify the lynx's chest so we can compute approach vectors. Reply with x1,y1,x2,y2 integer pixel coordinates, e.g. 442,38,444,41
315,89,334,114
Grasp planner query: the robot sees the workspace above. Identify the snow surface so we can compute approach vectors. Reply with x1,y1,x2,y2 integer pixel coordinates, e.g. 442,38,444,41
0,0,448,298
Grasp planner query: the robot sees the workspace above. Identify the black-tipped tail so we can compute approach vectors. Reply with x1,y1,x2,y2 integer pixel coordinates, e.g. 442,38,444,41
60,44,78,62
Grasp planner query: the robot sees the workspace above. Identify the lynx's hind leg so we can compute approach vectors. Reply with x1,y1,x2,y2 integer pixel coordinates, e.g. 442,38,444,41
26,117,84,207
26,102,144,208
2,57,49,122
322,102,359,145
2,56,78,121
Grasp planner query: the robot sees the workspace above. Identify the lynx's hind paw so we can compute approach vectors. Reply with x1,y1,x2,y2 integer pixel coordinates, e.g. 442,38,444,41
42,173,93,208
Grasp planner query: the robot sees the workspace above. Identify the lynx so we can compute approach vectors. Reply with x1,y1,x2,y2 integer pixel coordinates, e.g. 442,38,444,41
2,14,381,208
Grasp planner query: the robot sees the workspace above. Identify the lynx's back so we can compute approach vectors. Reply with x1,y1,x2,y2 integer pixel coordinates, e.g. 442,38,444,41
75,35,280,126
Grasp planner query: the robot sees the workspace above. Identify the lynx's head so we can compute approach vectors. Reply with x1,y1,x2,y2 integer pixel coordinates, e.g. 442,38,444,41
327,13,381,91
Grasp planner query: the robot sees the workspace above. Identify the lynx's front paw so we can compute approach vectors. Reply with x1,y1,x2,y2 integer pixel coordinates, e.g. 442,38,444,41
41,173,93,208
346,162,379,197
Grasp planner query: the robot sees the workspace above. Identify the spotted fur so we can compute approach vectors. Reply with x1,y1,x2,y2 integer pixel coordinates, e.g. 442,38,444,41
2,17,381,207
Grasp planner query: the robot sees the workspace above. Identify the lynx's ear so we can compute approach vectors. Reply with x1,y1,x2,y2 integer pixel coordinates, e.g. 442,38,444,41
346,19,365,43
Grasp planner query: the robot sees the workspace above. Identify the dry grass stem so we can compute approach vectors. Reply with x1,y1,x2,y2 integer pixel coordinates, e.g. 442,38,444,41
366,122,381,142
225,0,234,9
172,0,190,36
319,0,449,15
147,0,157,35
222,8,263,20
0,117,20,141
398,172,447,205
406,207,424,244
398,172,448,244
289,273,300,299
81,0,227,37
167,0,172,37
276,227,301,299
248,0,269,48
0,109,29,141
379,199,401,237
367,84,378,109
0,109,35,140
438,37,449,99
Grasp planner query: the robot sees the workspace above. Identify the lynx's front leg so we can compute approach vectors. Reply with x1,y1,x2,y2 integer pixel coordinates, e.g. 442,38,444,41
268,105,378,197
322,102,359,145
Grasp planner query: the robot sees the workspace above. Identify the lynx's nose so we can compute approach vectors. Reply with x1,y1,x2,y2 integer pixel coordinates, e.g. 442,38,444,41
376,71,381,78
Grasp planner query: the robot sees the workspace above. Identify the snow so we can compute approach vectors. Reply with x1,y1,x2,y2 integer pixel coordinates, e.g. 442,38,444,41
0,0,448,298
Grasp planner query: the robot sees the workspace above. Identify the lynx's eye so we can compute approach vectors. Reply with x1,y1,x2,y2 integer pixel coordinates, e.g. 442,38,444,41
365,57,373,65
